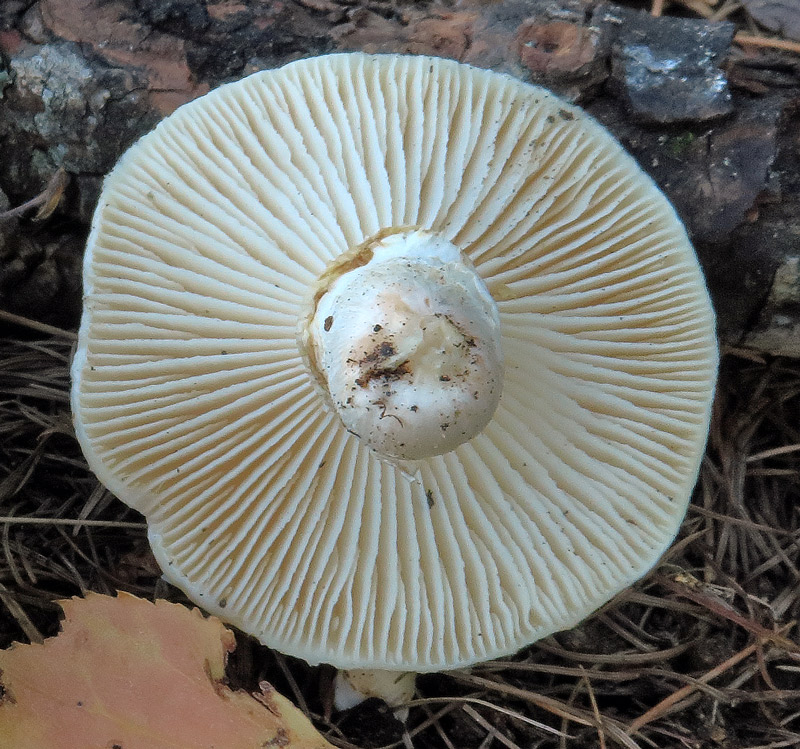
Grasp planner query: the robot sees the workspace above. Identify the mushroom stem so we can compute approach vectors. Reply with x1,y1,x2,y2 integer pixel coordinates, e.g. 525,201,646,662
333,669,416,721
302,229,503,461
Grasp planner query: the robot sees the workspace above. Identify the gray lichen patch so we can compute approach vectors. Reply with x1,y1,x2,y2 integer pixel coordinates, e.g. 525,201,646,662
0,42,155,217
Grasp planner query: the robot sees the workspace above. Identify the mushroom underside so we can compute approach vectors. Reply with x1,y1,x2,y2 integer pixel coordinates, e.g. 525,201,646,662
71,53,718,673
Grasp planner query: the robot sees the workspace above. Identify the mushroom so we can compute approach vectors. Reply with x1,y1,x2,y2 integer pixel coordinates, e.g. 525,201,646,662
71,53,718,709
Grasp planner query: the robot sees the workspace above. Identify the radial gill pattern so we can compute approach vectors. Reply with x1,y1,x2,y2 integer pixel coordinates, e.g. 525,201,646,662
72,53,718,671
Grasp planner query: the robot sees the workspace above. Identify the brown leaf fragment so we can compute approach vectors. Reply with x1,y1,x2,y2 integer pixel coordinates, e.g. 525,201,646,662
0,592,333,749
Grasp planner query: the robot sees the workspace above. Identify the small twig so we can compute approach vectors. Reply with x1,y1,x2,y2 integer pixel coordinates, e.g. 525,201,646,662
403,701,461,749
657,575,800,652
580,666,607,749
0,581,44,644
450,672,641,749
535,637,693,666
0,167,69,221
757,642,780,691
274,651,310,715
477,661,728,701
709,0,742,20
689,505,796,537
721,346,767,363
735,33,800,55
408,696,571,739
463,704,522,749
0,309,78,341
747,444,800,462
0,517,146,529
627,627,794,734
598,612,658,653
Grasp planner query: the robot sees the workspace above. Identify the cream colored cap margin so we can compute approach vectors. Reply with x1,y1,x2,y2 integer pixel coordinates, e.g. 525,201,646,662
71,53,718,671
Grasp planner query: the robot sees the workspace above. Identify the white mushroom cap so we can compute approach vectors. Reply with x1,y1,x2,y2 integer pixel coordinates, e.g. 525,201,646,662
71,53,718,672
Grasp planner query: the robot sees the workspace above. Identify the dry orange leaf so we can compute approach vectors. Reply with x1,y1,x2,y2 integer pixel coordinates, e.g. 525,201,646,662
0,592,333,749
